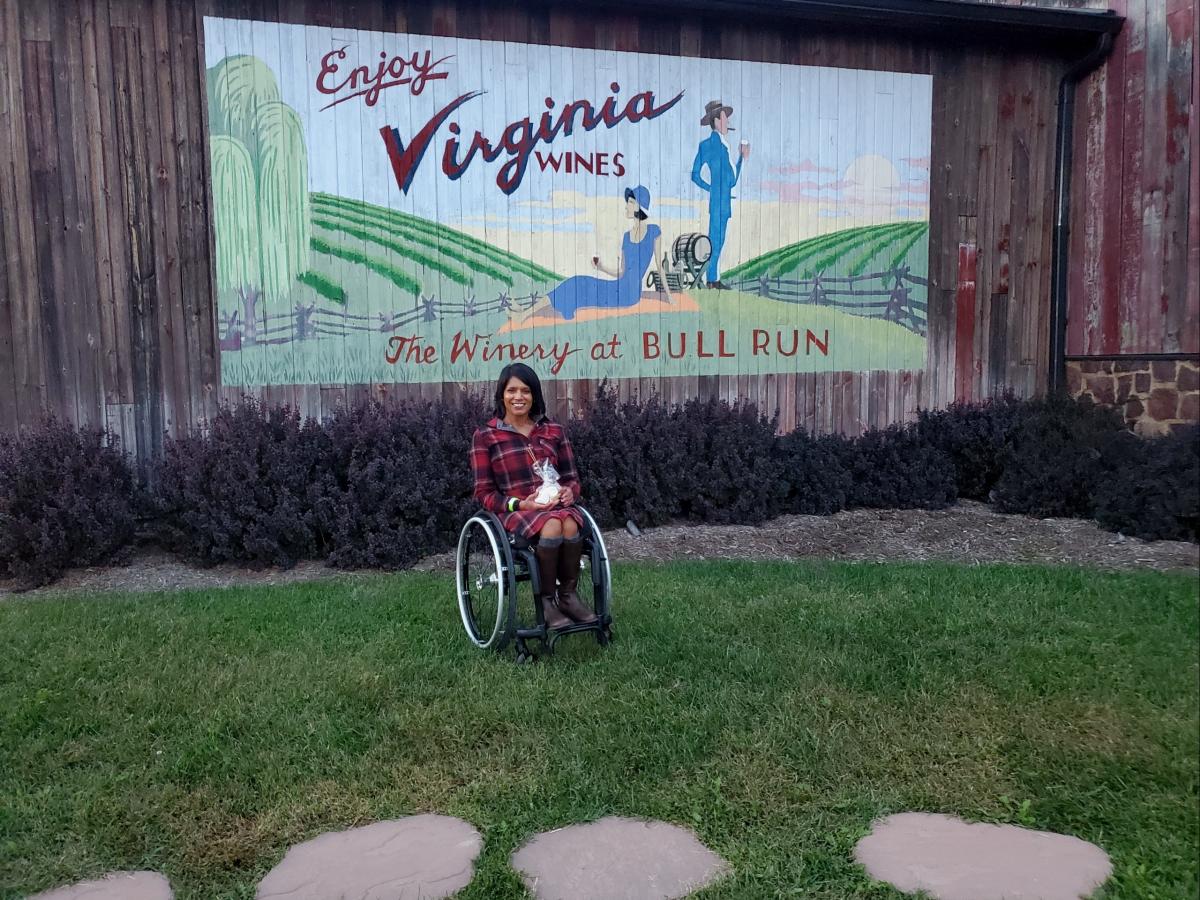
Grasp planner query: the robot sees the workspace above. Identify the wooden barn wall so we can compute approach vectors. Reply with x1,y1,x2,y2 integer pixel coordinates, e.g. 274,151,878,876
5,0,1190,459
1068,0,1200,359
0,0,217,461
1002,0,1199,359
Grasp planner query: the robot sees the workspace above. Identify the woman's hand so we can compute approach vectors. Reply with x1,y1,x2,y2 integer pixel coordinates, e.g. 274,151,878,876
521,491,554,512
556,486,575,507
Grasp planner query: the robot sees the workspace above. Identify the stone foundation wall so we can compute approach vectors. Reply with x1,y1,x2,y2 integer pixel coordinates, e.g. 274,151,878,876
1067,359,1200,436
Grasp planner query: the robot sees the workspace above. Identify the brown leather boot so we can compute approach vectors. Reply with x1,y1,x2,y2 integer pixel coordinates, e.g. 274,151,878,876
556,536,597,624
535,540,571,630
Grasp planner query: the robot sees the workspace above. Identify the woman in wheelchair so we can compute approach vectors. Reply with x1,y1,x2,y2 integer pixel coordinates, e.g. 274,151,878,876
470,363,597,631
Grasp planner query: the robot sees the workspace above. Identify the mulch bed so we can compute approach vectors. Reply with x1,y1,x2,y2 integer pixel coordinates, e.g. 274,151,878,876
3,501,1196,598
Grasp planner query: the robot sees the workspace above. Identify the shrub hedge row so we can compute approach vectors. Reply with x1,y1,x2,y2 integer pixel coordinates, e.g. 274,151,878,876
1,392,1195,588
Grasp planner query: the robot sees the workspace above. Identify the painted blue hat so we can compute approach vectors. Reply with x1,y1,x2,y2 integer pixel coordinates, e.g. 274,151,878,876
624,184,651,211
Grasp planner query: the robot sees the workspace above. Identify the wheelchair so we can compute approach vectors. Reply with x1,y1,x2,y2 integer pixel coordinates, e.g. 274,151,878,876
455,506,613,662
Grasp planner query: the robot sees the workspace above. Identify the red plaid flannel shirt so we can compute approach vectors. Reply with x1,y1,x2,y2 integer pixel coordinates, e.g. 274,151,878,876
470,417,583,528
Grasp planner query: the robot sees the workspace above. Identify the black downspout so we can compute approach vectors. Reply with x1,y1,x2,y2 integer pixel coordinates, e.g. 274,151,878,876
1049,33,1115,394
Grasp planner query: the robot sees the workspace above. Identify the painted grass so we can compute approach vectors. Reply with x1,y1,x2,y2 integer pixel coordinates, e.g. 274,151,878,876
887,225,929,274
796,223,925,281
843,223,928,277
310,235,422,298
729,222,928,281
312,193,560,284
725,225,872,279
219,348,305,387
310,200,516,287
295,270,346,305
791,223,911,278
726,226,863,280
312,217,473,287
1,562,1196,899
729,223,911,281
690,287,927,375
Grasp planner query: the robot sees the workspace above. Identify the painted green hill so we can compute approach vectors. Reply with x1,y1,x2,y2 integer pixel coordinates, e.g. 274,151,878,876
727,221,929,281
298,193,561,305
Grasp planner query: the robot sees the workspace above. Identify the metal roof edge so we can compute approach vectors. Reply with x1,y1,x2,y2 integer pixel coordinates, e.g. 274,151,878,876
539,0,1124,47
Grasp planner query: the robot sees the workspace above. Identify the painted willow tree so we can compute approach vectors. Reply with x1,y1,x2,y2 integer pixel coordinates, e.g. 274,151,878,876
209,135,262,342
207,54,312,343
254,101,311,303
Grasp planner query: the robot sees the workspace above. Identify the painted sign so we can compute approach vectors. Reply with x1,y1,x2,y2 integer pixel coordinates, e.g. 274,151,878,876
202,18,932,387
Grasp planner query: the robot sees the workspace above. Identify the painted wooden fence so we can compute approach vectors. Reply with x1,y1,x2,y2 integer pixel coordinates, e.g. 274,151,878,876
726,269,929,336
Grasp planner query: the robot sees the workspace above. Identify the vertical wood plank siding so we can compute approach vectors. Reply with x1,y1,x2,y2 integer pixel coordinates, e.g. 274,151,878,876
0,0,1194,454
998,0,1200,358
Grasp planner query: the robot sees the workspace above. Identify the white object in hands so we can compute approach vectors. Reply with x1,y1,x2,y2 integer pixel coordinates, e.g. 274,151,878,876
532,458,562,505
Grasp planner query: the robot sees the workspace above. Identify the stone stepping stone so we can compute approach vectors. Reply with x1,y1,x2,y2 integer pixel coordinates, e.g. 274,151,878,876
511,816,728,900
26,871,173,900
854,812,1112,900
255,814,482,900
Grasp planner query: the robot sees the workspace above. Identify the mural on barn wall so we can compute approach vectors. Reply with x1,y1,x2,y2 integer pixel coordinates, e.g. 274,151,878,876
202,17,933,387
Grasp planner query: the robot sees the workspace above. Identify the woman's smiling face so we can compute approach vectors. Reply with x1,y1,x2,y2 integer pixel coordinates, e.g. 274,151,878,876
503,376,533,419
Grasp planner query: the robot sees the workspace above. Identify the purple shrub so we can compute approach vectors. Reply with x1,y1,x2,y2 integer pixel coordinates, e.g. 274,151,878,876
1092,425,1199,542
0,419,137,588
777,429,853,515
9,387,1191,591
656,397,786,524
914,394,1033,500
845,424,958,510
569,387,673,527
315,397,486,569
570,388,784,527
991,394,1125,519
149,401,329,567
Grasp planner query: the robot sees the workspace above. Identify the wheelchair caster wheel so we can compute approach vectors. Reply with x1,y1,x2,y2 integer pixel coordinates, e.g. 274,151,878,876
515,642,537,664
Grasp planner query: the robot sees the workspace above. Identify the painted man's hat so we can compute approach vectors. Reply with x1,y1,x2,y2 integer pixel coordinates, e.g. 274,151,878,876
624,184,651,211
700,99,734,127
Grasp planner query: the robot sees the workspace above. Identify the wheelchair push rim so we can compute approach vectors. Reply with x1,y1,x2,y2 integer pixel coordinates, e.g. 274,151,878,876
576,507,612,619
456,516,514,650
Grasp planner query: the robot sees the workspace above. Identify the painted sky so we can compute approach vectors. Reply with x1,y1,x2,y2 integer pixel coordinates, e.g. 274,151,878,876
203,17,932,271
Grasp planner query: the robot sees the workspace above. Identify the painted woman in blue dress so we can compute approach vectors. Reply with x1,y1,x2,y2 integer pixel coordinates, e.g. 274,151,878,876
524,185,669,322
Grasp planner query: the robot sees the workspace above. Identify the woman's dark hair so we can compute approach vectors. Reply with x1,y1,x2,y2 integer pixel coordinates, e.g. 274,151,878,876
492,363,547,419
634,209,649,221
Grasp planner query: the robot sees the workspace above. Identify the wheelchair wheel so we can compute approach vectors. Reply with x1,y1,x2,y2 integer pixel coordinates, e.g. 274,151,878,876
577,507,612,619
456,515,514,650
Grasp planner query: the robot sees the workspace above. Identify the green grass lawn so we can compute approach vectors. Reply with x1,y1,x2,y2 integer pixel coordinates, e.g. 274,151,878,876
2,562,1197,899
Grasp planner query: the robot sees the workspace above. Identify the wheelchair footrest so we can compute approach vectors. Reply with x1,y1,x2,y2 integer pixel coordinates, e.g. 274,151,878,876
517,618,604,637
552,620,603,637
514,617,610,656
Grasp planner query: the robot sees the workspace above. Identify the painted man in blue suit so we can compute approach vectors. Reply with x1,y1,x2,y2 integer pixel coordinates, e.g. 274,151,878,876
691,99,750,289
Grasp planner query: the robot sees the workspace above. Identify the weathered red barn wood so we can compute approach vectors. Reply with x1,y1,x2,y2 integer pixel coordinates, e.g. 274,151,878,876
1036,0,1198,360
955,241,979,403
